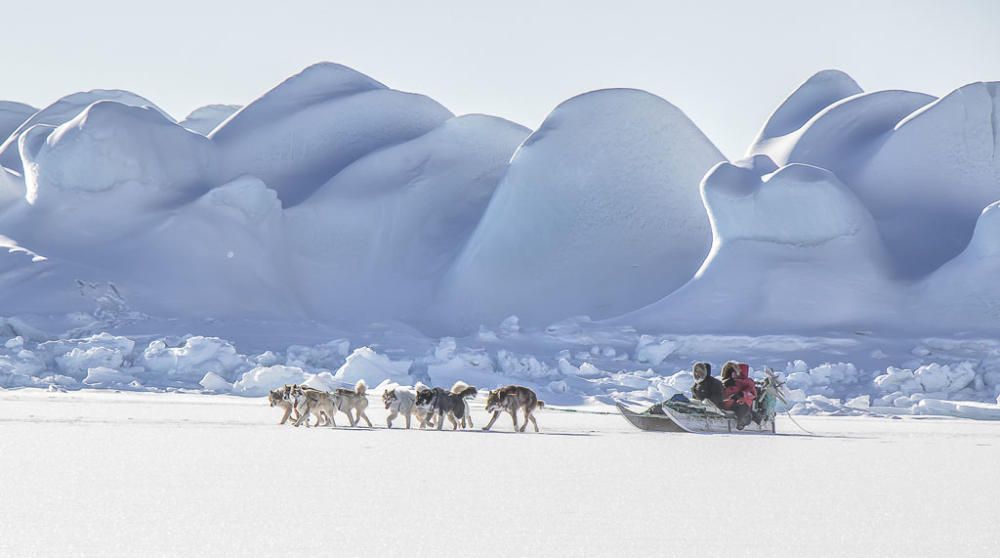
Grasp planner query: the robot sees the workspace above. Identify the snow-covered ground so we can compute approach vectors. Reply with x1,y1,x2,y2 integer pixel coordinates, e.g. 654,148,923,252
0,389,996,557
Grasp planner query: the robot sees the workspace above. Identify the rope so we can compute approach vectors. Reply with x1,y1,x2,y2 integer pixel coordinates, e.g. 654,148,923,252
539,406,619,416
376,388,821,435
781,408,815,435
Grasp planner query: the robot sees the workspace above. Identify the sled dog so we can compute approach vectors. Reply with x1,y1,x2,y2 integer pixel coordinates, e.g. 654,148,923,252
450,381,477,428
332,380,373,427
290,385,336,427
414,382,436,428
482,385,544,432
415,383,477,430
381,384,425,429
268,384,300,425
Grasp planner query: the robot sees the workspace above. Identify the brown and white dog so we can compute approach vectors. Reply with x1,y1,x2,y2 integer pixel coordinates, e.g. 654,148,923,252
482,385,544,433
268,384,299,425
290,385,336,427
331,380,373,427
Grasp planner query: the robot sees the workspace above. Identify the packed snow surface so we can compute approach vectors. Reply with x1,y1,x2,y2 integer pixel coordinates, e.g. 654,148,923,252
0,389,996,557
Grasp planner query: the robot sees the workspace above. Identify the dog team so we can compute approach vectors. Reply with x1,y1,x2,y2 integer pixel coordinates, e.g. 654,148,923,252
268,380,545,432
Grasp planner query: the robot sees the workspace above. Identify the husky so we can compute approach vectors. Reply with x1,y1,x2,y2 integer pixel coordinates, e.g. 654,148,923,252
331,380,373,427
450,381,477,428
482,385,544,432
414,381,436,428
290,385,336,427
268,384,300,425
415,382,477,430
382,383,434,429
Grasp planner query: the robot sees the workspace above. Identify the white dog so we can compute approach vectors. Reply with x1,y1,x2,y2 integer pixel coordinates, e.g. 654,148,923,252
383,382,435,429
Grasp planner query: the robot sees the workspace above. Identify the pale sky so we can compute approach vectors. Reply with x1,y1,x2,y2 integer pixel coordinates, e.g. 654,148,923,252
1,0,996,157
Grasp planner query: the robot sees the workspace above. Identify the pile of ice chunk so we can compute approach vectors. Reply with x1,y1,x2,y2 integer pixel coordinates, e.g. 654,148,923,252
139,336,248,383
2,327,1000,421
635,335,676,366
43,333,136,380
333,347,412,386
873,362,978,406
784,361,862,398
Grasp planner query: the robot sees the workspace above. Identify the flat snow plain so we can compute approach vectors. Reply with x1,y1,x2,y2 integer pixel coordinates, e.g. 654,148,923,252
1,389,996,557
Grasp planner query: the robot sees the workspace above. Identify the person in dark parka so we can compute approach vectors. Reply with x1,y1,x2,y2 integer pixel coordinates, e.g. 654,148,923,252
690,362,725,409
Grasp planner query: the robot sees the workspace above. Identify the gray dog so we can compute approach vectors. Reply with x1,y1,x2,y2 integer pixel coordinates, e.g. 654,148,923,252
415,384,477,430
482,385,544,433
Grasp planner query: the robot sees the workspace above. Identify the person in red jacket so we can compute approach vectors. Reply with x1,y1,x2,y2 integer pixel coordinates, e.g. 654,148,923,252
720,361,757,430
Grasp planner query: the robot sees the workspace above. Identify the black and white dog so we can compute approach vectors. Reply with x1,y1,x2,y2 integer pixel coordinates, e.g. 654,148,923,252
415,383,477,430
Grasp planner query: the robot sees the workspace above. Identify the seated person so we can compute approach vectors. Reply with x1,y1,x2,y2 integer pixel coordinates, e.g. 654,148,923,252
690,361,724,409
720,361,758,430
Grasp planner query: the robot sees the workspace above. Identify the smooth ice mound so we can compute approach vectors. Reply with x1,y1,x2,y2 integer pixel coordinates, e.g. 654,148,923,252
209,62,454,206
0,64,999,337
0,89,169,174
619,159,896,332
286,113,530,323
179,104,241,135
441,88,724,328
22,101,216,205
749,74,1000,279
0,101,36,144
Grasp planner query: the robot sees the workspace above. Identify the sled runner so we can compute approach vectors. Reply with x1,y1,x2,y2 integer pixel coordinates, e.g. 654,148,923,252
617,401,776,434
616,403,688,432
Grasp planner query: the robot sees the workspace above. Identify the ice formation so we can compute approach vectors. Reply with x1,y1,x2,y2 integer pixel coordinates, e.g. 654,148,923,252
440,88,724,327
209,62,454,207
1,62,1000,412
620,158,897,332
0,89,169,174
748,77,1000,278
0,101,36,144
178,104,241,135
